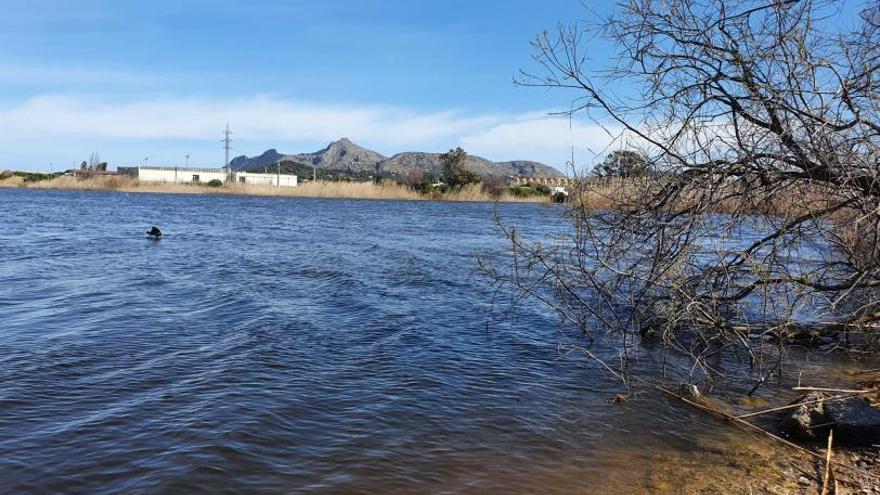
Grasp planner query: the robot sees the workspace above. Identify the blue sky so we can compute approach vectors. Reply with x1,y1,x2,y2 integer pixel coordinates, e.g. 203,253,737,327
0,0,624,173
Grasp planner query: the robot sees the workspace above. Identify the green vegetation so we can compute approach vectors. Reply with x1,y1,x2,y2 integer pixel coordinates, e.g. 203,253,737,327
593,150,651,178
413,179,441,195
507,183,552,198
206,179,223,187
440,147,480,189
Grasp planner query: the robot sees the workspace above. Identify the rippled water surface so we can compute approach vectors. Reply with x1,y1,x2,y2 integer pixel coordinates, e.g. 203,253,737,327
0,189,858,494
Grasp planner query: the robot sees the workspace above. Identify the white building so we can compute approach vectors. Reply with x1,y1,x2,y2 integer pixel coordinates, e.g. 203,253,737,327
118,166,297,187
235,171,298,187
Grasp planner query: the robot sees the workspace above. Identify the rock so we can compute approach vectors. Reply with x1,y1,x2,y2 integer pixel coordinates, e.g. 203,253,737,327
825,397,880,445
679,383,702,401
779,392,828,439
779,393,880,445
230,139,565,177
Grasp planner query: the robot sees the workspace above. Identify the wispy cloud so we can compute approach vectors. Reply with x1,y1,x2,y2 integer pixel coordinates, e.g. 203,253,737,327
461,114,623,170
0,94,617,171
0,64,167,87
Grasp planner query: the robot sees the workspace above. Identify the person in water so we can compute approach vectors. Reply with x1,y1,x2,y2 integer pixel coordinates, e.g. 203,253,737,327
146,226,162,238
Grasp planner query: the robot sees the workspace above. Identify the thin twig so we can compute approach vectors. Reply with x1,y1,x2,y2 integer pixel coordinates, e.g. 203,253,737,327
655,385,879,480
821,430,833,495
792,387,873,394
735,391,876,420
847,368,880,375
747,359,781,397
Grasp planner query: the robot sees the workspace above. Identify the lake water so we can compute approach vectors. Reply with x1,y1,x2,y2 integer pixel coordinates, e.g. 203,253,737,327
0,188,863,494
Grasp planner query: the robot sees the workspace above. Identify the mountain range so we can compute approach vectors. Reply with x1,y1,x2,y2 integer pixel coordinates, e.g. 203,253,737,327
229,138,564,178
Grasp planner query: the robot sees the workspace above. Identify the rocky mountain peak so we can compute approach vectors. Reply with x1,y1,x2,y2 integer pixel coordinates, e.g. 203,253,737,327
232,139,565,178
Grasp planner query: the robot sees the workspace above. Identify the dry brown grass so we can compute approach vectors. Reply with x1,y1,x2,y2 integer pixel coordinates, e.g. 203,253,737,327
0,176,26,188
571,176,839,219
7,175,549,203
9,175,834,213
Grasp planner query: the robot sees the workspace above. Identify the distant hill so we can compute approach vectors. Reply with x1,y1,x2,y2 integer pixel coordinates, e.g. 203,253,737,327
380,152,564,177
293,138,388,173
229,149,284,171
231,138,565,178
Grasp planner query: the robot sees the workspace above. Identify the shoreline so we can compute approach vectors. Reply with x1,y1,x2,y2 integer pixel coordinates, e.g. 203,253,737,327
0,175,551,204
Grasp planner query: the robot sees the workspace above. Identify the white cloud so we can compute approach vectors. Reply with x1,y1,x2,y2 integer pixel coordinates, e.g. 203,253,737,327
0,95,492,144
0,94,621,172
0,64,166,86
461,115,624,172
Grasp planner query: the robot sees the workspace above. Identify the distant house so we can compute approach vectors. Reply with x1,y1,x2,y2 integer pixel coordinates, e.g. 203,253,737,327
235,171,298,187
508,176,578,186
118,166,297,187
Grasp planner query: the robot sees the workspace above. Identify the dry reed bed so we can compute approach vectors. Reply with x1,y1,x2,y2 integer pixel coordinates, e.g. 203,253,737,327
0,176,26,188
2,175,844,214
2,175,549,203
571,177,843,219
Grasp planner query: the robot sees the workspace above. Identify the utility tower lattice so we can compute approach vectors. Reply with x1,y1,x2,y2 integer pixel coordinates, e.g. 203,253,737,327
222,123,234,182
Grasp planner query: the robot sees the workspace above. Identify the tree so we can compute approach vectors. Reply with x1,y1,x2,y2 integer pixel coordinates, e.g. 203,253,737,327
593,150,650,178
88,152,101,169
481,175,508,198
440,147,480,189
77,152,105,178
484,1,880,381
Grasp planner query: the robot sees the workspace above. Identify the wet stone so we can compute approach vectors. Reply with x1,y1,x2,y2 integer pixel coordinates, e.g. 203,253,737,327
825,397,880,445
678,383,702,401
780,392,828,440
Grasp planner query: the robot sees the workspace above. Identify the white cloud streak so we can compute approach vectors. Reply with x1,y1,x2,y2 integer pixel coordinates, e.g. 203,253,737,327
0,64,166,86
0,94,618,171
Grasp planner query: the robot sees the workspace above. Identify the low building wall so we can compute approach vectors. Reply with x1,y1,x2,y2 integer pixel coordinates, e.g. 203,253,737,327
118,166,297,187
138,167,226,184
236,172,297,187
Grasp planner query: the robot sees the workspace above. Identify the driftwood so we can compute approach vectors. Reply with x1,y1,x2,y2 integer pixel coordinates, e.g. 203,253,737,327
847,368,880,375
559,344,877,484
734,391,876,420
655,385,880,480
792,387,874,394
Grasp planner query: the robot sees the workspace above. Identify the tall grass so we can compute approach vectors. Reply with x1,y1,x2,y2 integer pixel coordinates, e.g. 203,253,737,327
570,176,836,219
0,176,26,188
8,176,550,203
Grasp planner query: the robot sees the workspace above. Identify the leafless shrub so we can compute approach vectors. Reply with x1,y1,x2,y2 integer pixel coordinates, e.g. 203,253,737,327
482,0,880,379
481,175,508,198
402,169,425,189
